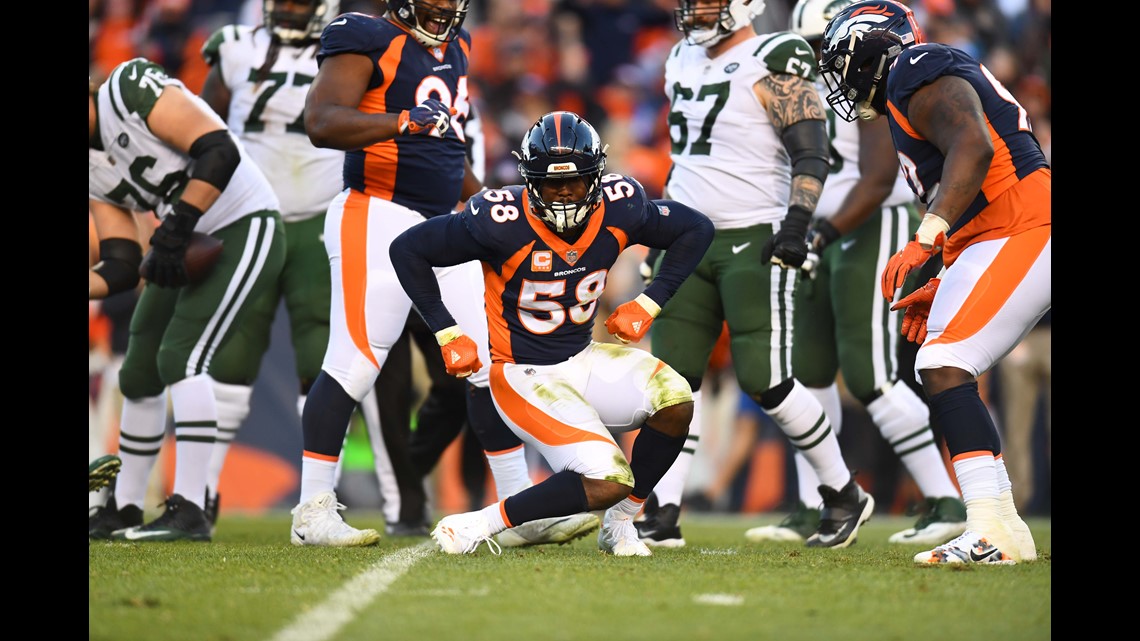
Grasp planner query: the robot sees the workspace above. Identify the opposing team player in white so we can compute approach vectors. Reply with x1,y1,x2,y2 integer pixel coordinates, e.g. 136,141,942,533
637,0,873,550
744,0,966,547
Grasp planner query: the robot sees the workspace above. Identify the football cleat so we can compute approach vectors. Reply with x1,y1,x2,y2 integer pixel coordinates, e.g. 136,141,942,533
432,511,502,555
496,513,600,547
914,530,1016,565
290,491,380,547
888,496,967,545
111,494,211,542
204,488,221,537
805,478,874,549
745,501,821,543
89,495,144,540
598,507,652,557
89,455,121,493
633,495,685,548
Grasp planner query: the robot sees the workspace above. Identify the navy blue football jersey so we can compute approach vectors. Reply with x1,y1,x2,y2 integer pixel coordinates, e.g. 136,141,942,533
318,12,472,217
885,43,1049,236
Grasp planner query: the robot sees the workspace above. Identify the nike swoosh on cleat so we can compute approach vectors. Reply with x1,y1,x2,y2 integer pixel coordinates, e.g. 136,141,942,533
294,530,305,541
910,52,929,64
969,546,999,562
732,242,751,254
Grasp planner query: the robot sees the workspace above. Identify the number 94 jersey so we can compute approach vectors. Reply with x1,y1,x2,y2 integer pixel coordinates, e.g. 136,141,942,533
462,175,655,366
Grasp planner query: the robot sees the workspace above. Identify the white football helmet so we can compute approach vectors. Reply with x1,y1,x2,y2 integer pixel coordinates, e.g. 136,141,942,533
674,0,765,48
263,0,339,44
790,0,855,42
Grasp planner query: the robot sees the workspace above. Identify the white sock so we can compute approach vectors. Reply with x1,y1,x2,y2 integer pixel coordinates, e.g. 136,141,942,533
806,384,842,434
652,389,702,506
486,445,532,500
206,381,252,495
766,380,850,491
170,374,218,509
479,501,509,533
867,382,959,498
611,495,645,519
792,451,823,507
358,387,402,523
115,391,168,510
300,456,339,504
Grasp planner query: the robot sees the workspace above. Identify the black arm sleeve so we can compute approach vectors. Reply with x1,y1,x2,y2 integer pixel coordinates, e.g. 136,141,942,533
390,215,489,332
637,199,714,308
93,238,143,296
781,119,830,184
187,129,241,191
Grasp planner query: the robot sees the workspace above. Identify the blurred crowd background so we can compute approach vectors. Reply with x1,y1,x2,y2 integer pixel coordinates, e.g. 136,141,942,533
89,0,1051,520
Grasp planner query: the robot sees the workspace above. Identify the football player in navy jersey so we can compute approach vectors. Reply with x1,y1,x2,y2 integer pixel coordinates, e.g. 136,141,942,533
820,0,1050,564
391,111,715,556
293,0,598,547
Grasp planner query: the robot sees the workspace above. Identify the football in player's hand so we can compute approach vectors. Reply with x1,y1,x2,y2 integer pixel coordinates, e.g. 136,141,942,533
183,232,224,284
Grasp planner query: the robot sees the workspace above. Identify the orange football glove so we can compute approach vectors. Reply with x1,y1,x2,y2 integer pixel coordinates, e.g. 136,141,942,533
604,294,661,344
435,325,482,378
891,278,939,344
882,213,948,300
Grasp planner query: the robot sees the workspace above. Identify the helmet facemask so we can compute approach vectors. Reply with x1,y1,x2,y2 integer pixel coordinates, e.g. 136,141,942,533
391,0,470,48
818,1,921,122
674,0,764,48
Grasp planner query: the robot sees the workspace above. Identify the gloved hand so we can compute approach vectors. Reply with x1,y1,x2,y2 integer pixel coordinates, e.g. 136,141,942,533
761,205,812,268
800,219,839,279
435,325,482,378
882,212,948,300
604,293,661,344
880,235,942,300
891,278,939,344
398,98,457,136
139,202,200,288
639,248,661,287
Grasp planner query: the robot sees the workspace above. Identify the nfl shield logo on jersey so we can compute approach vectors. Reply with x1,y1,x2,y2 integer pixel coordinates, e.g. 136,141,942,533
566,250,579,265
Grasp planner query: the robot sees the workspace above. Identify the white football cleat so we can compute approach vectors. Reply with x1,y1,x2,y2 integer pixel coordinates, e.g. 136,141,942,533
290,491,380,547
496,513,599,548
598,507,652,557
432,511,502,555
913,530,1016,565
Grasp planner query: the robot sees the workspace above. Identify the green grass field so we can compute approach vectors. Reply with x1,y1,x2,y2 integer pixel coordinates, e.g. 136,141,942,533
89,512,1050,641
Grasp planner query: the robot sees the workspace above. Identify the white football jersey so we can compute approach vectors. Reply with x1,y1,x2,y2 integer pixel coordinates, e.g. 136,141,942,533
813,82,914,219
202,25,343,222
89,58,279,235
664,32,818,229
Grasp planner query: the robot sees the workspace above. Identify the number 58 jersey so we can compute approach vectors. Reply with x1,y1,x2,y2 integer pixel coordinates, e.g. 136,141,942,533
462,175,657,366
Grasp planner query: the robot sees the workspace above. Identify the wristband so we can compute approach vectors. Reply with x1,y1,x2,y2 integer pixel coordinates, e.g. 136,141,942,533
915,213,949,247
634,293,661,318
435,324,464,346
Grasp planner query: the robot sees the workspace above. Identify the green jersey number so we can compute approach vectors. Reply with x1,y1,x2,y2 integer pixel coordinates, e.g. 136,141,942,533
243,70,314,134
668,81,729,156
105,156,188,210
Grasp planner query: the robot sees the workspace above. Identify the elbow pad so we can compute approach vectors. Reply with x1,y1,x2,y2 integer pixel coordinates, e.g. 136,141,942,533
781,119,831,185
93,238,142,296
187,129,241,192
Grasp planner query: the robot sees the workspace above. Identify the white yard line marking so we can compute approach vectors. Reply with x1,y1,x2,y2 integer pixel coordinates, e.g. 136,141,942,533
268,541,435,641
693,593,745,606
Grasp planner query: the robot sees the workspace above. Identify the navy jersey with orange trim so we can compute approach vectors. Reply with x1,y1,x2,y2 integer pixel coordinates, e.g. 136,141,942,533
885,43,1049,237
390,176,714,366
318,12,471,217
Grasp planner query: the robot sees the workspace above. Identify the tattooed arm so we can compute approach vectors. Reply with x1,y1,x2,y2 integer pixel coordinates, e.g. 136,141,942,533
754,72,831,268
754,72,829,213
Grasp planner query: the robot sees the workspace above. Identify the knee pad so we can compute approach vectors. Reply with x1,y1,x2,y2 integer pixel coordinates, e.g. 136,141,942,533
866,380,930,442
758,378,795,410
